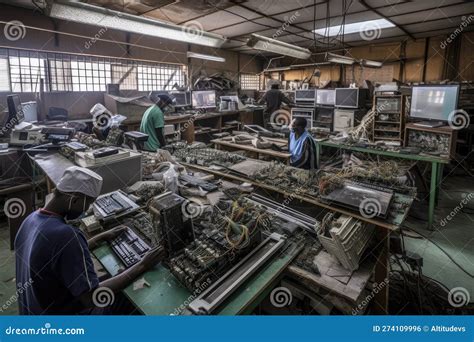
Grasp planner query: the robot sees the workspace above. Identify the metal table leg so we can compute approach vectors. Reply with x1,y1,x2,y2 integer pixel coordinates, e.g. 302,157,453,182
316,142,320,168
428,162,438,230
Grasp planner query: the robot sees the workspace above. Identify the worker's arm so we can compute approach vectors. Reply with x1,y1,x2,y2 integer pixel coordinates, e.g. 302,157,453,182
156,127,166,148
280,93,292,106
98,246,165,291
291,138,317,169
87,226,126,250
291,139,311,169
257,93,267,105
77,246,165,310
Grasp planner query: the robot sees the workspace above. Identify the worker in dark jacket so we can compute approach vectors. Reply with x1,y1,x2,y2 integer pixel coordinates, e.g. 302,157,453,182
15,166,163,315
258,84,292,129
288,117,317,170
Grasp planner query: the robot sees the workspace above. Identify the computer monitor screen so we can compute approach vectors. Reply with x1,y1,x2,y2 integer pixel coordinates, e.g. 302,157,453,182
316,89,335,105
192,90,216,109
171,92,191,107
7,94,24,124
410,85,459,121
295,90,316,100
335,88,359,108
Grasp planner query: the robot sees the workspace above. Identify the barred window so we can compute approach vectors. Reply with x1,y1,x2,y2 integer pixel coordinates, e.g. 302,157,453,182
0,48,186,93
240,73,260,90
8,50,47,93
111,64,137,90
0,56,9,92
137,64,186,91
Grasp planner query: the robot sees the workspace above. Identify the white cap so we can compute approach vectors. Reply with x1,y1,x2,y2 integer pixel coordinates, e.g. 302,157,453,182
56,166,103,198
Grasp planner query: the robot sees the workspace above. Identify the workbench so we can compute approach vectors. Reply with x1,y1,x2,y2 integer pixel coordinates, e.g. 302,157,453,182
211,137,291,163
315,140,450,229
93,242,300,315
179,160,415,314
122,108,264,144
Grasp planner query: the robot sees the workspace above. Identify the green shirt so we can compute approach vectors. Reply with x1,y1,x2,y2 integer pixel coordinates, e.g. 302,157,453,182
140,105,165,151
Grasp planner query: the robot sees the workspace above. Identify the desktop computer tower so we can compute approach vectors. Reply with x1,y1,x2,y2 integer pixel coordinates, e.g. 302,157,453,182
151,192,195,256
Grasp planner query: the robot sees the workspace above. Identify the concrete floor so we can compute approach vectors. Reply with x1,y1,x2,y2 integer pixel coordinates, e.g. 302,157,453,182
0,174,472,315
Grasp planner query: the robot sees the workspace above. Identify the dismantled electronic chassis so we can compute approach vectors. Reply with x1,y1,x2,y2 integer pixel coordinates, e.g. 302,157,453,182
186,233,286,315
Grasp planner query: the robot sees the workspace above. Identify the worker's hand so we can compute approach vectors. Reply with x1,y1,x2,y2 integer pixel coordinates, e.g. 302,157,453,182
138,246,165,272
103,225,128,240
89,226,127,248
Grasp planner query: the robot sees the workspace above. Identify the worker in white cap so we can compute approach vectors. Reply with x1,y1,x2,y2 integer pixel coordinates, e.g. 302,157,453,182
15,166,163,315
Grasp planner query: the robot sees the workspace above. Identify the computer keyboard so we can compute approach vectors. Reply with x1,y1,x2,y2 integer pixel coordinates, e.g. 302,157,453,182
111,227,150,268
95,192,132,216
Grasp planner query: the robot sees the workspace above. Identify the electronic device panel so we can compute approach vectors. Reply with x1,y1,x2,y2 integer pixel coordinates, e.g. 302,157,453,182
93,190,140,220
7,94,24,125
150,192,194,256
321,182,394,218
375,97,401,113
409,85,459,122
316,89,335,105
192,90,216,109
291,108,314,129
335,88,359,108
171,91,191,107
110,226,151,268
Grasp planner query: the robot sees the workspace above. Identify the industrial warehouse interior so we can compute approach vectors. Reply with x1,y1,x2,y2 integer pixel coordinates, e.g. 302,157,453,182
0,0,473,319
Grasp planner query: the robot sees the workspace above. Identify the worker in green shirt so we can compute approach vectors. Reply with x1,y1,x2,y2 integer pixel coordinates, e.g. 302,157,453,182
140,93,174,151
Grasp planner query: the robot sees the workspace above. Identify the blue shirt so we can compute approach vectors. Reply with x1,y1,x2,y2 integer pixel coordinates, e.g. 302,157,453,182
15,210,99,315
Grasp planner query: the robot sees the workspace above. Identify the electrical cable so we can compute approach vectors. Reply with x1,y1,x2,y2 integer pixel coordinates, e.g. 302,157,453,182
402,227,474,278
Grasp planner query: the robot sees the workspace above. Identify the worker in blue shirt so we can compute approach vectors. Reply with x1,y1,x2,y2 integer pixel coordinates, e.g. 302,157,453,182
288,117,317,169
14,166,163,315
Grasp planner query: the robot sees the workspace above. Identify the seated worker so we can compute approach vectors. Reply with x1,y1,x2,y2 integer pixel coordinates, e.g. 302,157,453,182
257,83,292,129
288,117,317,170
140,93,174,151
15,166,163,315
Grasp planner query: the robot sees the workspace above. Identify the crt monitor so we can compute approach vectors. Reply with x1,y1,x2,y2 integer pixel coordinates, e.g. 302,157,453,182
410,85,459,121
7,94,24,125
295,89,316,101
192,90,216,109
171,91,191,107
316,89,335,105
335,88,360,108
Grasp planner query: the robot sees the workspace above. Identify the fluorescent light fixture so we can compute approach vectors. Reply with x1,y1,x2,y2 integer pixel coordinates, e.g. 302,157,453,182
48,1,226,48
247,34,311,59
187,52,225,62
360,59,383,68
326,52,355,65
314,19,394,37
263,66,292,73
